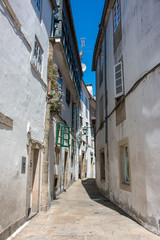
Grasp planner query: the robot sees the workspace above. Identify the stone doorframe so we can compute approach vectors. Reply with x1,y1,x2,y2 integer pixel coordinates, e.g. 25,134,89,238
26,139,43,218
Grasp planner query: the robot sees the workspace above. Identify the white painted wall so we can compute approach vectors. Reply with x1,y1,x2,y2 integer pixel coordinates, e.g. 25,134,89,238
0,0,52,236
79,83,95,179
95,0,160,235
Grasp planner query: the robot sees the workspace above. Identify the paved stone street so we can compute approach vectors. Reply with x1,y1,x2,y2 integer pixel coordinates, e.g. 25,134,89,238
9,179,160,240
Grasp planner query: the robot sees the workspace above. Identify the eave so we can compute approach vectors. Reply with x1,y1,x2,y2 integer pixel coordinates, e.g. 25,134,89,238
92,0,111,71
66,0,83,77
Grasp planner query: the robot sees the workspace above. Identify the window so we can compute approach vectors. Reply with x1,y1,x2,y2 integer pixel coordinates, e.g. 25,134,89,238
100,95,103,125
86,135,88,145
56,122,70,147
31,0,41,19
54,175,58,190
66,88,70,105
58,76,62,90
55,147,60,165
114,61,123,98
114,0,120,32
32,37,43,75
100,151,105,180
79,116,83,128
119,138,131,191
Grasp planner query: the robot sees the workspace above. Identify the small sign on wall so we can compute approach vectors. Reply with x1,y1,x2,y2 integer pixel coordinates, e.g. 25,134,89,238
21,157,26,174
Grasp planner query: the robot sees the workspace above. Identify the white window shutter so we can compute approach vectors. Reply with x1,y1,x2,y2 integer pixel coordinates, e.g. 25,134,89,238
114,61,123,98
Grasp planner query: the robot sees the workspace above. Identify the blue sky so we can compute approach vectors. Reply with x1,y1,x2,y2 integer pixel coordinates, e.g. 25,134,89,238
70,0,105,96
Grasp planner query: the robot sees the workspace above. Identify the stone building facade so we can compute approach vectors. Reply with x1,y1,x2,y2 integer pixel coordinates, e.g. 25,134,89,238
92,0,160,235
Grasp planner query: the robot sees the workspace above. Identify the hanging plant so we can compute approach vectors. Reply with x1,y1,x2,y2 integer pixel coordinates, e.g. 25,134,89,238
48,59,64,117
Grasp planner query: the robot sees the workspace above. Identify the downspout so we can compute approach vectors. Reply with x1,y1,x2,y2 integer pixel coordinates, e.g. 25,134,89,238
104,30,108,144
104,24,110,198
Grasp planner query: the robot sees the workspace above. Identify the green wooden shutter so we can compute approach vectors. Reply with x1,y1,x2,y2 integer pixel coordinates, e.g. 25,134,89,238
56,122,70,147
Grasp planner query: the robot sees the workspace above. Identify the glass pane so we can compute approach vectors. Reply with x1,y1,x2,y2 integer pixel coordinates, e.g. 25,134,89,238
115,63,121,73
58,77,62,89
116,78,122,87
37,0,41,12
116,86,122,94
115,71,121,80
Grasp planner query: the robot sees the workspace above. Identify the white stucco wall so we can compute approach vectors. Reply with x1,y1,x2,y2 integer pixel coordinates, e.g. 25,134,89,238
95,0,160,235
0,0,52,236
121,0,160,94
80,84,95,179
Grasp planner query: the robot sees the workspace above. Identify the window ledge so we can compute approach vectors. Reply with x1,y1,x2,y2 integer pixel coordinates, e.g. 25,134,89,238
30,62,47,89
120,183,131,192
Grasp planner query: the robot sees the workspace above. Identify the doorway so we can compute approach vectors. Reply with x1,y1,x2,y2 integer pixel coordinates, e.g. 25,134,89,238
29,148,41,215
91,157,93,178
63,151,68,190
81,152,87,179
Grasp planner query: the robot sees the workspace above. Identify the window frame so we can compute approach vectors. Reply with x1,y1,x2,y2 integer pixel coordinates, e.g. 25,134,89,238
118,137,131,192
32,36,43,76
113,0,121,32
114,61,124,98
31,0,42,20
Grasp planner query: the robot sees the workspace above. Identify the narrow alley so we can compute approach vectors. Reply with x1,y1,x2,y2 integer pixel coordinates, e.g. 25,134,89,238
8,179,160,240
1,0,160,239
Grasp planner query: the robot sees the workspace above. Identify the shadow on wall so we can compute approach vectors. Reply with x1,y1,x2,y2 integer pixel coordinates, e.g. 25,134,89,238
0,1,31,53
81,178,135,222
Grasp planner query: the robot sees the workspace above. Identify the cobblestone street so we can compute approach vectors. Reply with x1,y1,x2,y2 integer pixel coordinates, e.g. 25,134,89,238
8,179,160,240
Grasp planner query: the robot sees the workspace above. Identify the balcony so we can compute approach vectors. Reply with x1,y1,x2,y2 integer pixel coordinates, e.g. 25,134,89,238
50,4,82,100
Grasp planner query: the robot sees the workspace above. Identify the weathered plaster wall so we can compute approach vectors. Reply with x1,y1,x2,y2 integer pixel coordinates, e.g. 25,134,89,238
95,0,160,234
0,0,52,237
121,0,160,93
108,66,160,234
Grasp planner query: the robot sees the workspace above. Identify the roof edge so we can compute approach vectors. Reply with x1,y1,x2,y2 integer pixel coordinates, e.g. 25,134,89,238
67,0,83,77
92,0,110,71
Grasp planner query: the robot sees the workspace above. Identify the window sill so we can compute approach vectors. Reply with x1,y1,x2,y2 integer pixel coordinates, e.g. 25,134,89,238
30,62,47,89
120,183,131,192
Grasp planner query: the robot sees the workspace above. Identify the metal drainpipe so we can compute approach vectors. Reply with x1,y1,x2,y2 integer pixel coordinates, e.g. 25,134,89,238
104,30,108,143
